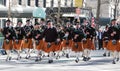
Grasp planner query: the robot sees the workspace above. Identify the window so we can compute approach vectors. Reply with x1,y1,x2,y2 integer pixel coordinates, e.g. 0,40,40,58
27,0,30,6
35,0,38,7
19,0,22,5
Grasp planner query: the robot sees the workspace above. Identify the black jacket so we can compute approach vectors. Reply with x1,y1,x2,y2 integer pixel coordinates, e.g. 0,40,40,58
43,27,58,42
73,28,85,42
2,27,14,40
23,25,33,39
13,27,24,40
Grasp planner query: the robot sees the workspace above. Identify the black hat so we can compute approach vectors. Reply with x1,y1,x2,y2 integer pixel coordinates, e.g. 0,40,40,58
6,19,11,22
26,19,30,22
47,20,52,24
111,19,116,21
17,20,22,23
35,22,39,25
41,18,45,21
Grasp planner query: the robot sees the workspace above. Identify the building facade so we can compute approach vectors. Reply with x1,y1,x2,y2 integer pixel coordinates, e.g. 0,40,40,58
85,0,120,19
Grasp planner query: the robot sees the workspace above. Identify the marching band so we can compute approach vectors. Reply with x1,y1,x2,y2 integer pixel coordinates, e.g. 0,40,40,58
0,18,120,64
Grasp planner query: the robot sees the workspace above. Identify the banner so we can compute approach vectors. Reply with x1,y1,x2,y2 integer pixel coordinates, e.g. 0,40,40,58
75,0,83,8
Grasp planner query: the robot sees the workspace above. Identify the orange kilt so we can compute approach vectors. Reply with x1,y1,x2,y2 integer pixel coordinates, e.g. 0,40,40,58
2,40,13,50
72,42,83,52
61,40,73,50
13,40,22,50
103,40,108,49
107,40,118,51
53,42,62,52
22,39,33,49
43,42,56,53
36,40,44,50
83,38,95,50
117,41,120,52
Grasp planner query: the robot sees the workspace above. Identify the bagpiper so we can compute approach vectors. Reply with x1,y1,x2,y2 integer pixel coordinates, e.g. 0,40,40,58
102,25,110,57
82,21,96,61
61,22,74,58
1,20,14,61
107,19,120,64
72,23,85,63
13,20,24,60
32,23,44,62
22,19,34,59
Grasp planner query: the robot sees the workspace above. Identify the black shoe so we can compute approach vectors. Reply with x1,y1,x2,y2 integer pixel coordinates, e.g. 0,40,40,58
53,52,56,56
9,57,12,60
103,53,106,56
35,57,42,62
87,57,91,61
116,58,119,62
66,54,69,58
108,52,110,57
75,58,79,63
112,60,116,64
62,52,65,56
83,57,87,61
17,56,21,60
25,56,30,59
6,57,12,61
47,55,49,57
48,60,53,63
35,58,39,62
56,55,60,59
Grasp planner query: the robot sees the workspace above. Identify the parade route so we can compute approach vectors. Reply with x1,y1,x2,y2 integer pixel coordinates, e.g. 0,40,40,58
0,50,120,71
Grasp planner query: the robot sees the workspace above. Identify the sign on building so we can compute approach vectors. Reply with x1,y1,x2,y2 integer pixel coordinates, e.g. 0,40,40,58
75,0,83,8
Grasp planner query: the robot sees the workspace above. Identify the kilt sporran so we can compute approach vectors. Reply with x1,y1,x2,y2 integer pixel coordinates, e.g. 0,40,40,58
47,42,51,48
6,39,9,44
112,40,117,45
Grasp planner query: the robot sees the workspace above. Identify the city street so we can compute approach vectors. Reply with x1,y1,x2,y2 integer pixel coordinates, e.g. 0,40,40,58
0,50,120,71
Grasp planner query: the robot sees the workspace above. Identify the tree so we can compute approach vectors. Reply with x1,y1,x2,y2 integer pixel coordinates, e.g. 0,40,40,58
96,0,101,24
114,0,119,19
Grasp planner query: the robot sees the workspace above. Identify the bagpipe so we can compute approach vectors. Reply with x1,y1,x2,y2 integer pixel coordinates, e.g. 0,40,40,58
13,27,21,44
35,40,39,45
5,27,14,44
23,26,33,43
103,37,109,43
63,33,69,45
112,39,117,45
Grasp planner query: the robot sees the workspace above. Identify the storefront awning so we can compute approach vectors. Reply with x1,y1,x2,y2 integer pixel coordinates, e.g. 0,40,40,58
33,7,46,19
0,5,46,18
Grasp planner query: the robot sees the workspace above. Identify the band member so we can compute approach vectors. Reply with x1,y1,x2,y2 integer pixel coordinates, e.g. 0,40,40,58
72,23,85,63
32,23,44,62
107,19,120,64
53,25,64,59
22,19,33,59
61,22,73,58
1,20,14,61
117,21,120,60
102,25,110,57
13,20,24,60
42,20,58,63
82,22,96,61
